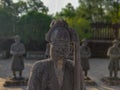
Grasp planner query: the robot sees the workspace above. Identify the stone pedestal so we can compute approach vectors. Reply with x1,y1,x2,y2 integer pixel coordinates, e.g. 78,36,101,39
101,77,120,85
3,77,28,87
84,77,97,86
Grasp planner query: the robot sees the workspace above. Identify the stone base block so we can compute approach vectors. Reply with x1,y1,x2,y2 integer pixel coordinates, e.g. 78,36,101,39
84,77,97,86
101,77,120,85
3,78,28,87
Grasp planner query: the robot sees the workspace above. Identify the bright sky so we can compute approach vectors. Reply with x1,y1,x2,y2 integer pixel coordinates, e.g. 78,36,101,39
13,0,79,14
41,0,79,14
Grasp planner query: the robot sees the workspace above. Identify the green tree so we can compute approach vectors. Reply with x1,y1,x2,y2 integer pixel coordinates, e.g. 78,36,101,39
0,0,51,51
11,1,28,32
11,1,28,16
78,0,120,23
0,0,13,7
55,2,92,40
0,8,14,36
27,0,49,14
78,0,106,22
66,17,92,40
17,11,52,50
56,3,75,18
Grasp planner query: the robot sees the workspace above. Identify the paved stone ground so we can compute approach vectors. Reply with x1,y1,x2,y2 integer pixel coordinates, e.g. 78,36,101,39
0,58,120,90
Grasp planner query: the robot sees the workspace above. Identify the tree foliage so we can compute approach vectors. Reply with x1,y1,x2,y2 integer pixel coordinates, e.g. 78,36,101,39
78,0,120,23
1,0,120,50
66,17,91,40
55,0,120,40
55,2,92,40
56,3,76,18
17,10,52,50
0,8,14,36
0,0,52,51
27,0,49,14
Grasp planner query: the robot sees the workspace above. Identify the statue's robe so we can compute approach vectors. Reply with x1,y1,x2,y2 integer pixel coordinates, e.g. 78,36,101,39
80,46,91,71
107,46,120,71
10,43,25,71
27,59,74,90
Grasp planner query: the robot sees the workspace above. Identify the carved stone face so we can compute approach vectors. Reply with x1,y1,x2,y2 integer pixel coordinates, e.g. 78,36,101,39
82,41,87,46
15,36,20,43
112,40,119,47
50,42,70,61
112,41,119,47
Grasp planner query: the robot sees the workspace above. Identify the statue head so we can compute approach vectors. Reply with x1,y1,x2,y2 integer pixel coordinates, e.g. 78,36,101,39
46,19,85,89
82,39,88,46
14,35,21,43
112,39,119,47
46,19,71,61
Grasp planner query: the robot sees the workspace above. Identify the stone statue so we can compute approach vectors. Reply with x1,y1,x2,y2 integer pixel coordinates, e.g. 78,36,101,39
107,39,120,78
27,19,86,90
10,35,25,79
80,39,91,80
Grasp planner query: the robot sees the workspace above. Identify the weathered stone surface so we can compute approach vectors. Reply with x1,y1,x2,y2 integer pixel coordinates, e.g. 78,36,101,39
84,77,97,86
4,78,28,87
27,19,85,90
101,77,120,85
107,39,120,78
80,39,91,78
10,35,26,79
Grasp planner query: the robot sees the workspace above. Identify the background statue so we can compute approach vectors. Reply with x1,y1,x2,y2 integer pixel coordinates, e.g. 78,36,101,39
107,39,120,78
10,35,25,79
27,19,86,90
80,39,91,80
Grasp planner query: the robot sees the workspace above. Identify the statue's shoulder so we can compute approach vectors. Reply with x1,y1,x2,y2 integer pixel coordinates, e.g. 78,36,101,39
66,59,74,64
108,46,116,51
65,60,74,70
32,59,52,72
33,59,52,67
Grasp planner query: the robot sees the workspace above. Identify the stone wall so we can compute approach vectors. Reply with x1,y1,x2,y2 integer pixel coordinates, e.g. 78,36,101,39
87,40,112,58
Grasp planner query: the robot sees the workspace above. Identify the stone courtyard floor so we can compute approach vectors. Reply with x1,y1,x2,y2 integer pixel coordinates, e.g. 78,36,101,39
0,58,120,90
